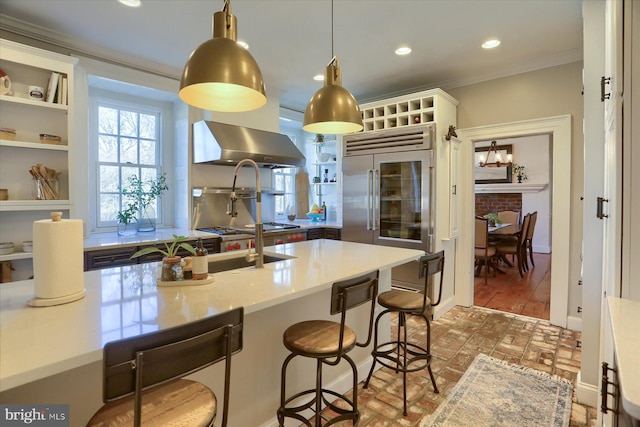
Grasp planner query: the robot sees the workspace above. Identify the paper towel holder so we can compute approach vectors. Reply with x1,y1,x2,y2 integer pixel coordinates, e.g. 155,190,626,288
28,212,87,307
28,290,87,307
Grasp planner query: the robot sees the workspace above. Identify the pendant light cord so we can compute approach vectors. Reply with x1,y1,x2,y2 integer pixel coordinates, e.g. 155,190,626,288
331,0,334,57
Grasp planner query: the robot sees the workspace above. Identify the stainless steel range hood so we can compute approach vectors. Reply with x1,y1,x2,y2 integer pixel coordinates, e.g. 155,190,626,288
193,120,306,168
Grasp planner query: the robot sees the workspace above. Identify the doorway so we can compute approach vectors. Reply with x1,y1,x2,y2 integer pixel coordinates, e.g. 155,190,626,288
473,134,552,320
456,115,572,328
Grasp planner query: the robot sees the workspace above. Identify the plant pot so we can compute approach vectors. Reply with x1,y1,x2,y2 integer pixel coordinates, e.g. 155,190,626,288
137,205,156,232
117,221,137,236
161,256,183,281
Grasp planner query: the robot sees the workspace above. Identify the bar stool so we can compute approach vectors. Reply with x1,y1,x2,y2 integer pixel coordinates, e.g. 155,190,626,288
363,250,444,416
277,271,379,427
87,307,243,427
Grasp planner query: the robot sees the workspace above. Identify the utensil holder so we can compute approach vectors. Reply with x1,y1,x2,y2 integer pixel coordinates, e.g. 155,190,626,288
32,177,60,200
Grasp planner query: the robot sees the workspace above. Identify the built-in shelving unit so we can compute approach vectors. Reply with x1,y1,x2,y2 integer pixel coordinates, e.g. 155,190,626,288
0,39,77,281
305,138,339,216
359,88,457,133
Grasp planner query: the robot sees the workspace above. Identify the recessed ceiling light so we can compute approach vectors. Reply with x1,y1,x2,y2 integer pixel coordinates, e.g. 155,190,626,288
118,0,141,7
482,39,501,49
238,40,249,50
395,46,412,56
313,74,325,81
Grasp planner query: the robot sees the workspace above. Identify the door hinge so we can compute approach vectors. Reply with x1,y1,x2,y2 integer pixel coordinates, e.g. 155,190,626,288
577,306,582,313
578,279,583,286
600,76,611,102
596,197,609,219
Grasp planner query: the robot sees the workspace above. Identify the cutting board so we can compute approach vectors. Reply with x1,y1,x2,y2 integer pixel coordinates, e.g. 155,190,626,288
295,169,310,217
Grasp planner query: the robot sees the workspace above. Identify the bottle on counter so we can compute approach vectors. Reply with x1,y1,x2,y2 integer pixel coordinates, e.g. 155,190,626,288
183,257,193,280
322,201,327,221
192,238,209,280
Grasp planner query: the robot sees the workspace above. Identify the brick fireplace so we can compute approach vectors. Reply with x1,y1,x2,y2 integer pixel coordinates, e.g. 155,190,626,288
475,193,522,216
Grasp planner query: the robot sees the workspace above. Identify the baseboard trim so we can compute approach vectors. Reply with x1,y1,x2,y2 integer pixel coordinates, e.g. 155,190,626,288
259,356,375,427
566,315,582,332
433,295,456,320
576,371,599,407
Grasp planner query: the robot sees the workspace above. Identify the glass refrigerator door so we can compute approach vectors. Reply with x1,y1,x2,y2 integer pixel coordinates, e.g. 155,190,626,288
374,151,431,249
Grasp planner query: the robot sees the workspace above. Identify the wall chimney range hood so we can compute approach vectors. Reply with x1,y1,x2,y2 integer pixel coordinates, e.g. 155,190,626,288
193,120,306,168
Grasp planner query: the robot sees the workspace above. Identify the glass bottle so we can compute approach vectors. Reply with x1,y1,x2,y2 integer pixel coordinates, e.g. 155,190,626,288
321,201,327,221
192,238,209,280
324,169,329,183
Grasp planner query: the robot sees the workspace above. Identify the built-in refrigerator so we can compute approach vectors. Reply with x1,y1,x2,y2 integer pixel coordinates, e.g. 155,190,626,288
342,125,435,290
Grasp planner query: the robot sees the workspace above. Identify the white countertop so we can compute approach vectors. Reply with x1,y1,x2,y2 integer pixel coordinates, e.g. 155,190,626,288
607,297,640,419
0,239,421,392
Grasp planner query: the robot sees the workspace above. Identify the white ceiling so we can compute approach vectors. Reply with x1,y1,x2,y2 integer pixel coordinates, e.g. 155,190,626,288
0,0,584,113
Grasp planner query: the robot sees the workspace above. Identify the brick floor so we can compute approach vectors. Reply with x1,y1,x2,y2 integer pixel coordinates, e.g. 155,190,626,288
309,305,597,426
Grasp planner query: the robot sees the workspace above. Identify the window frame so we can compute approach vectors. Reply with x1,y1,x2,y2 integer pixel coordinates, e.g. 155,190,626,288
88,87,174,233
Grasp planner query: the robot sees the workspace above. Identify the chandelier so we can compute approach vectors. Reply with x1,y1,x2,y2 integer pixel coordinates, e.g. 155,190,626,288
478,140,513,168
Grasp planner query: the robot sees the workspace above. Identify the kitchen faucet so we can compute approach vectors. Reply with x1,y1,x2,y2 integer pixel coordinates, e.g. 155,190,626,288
229,159,263,268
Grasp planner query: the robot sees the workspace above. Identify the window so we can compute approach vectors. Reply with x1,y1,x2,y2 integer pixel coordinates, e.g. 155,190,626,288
93,99,163,229
273,134,297,219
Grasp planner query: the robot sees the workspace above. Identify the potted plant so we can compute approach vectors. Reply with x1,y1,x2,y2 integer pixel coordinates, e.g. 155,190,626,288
484,213,502,227
130,234,196,281
118,173,168,233
512,163,528,183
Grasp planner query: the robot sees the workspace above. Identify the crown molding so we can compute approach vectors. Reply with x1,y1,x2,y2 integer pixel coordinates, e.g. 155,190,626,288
0,14,181,81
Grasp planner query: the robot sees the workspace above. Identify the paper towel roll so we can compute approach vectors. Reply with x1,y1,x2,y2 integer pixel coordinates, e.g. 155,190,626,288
32,215,84,300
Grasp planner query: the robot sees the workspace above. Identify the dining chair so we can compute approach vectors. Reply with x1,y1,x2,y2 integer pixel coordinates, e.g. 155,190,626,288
87,307,244,427
495,210,521,262
523,211,538,271
497,210,520,226
496,213,531,277
475,216,497,285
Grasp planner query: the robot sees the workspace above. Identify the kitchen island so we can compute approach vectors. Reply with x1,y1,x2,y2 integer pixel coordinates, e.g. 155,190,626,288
0,239,424,426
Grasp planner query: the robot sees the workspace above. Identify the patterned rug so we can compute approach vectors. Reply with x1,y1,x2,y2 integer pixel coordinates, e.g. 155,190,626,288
421,354,573,427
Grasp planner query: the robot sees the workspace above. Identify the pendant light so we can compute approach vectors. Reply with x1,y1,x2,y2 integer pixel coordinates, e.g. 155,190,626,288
179,0,266,112
303,0,363,134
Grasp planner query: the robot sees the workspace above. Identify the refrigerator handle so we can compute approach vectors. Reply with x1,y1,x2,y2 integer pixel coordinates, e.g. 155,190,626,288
372,169,379,231
366,169,373,230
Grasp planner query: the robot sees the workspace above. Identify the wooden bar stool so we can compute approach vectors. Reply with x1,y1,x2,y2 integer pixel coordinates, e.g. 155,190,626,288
87,307,243,427
277,271,379,426
363,251,444,416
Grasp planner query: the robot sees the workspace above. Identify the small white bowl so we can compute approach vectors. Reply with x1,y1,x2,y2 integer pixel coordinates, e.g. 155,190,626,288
22,241,33,253
0,242,14,255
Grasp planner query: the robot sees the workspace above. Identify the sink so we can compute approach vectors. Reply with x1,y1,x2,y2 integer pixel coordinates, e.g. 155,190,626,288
207,253,293,273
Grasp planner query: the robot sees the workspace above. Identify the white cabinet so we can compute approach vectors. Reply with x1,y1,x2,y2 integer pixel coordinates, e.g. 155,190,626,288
0,39,77,280
359,88,457,133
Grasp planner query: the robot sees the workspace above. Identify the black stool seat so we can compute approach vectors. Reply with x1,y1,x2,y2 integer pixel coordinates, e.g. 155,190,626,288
283,320,357,356
364,251,445,416
278,271,378,427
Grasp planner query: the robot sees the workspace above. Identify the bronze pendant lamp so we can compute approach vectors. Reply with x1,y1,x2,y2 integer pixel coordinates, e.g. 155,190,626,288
179,0,266,112
303,0,363,134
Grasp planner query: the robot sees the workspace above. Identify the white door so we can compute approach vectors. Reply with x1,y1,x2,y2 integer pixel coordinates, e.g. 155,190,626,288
600,0,624,425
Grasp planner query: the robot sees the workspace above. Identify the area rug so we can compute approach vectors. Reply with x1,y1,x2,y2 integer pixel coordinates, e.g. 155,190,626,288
420,353,573,427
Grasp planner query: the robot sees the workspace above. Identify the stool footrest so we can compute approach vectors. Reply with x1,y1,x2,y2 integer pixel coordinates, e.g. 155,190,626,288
372,341,433,373
278,388,357,427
